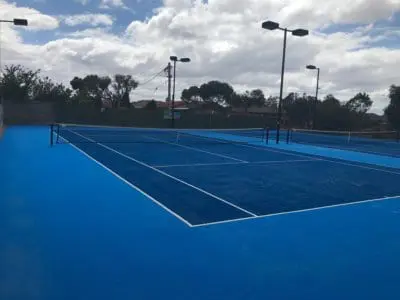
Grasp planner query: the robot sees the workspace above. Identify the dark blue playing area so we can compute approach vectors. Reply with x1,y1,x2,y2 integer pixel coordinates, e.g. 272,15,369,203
289,129,400,158
2,126,400,300
57,125,400,226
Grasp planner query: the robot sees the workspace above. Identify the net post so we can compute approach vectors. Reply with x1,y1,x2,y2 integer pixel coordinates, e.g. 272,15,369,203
265,127,269,144
50,124,54,147
286,129,291,144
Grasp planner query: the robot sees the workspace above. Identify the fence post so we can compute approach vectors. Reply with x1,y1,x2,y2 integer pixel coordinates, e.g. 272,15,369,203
50,124,54,147
286,129,291,144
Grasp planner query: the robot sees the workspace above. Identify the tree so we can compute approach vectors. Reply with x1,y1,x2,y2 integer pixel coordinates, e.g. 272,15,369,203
181,86,202,104
345,92,372,114
323,94,341,106
284,93,314,128
265,96,278,111
240,91,252,111
0,65,40,102
249,89,266,107
232,89,267,110
70,75,111,108
230,92,244,108
112,75,138,108
314,94,356,130
282,92,299,107
33,76,71,104
199,81,234,106
120,91,130,108
70,76,84,91
384,85,400,130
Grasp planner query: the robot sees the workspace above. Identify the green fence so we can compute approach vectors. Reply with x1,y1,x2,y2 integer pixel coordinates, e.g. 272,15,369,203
55,105,277,129
3,101,55,125
3,101,277,129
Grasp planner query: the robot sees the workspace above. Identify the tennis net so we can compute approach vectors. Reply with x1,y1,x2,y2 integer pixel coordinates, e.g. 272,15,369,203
289,128,400,147
50,123,268,146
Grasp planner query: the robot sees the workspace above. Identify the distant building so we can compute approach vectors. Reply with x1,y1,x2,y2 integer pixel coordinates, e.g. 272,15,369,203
131,100,188,110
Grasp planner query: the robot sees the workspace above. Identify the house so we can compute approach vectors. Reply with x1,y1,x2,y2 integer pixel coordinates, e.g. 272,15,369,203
131,100,188,110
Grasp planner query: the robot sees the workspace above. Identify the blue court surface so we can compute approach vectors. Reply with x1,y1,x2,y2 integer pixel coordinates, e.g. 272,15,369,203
289,129,400,158
2,125,400,300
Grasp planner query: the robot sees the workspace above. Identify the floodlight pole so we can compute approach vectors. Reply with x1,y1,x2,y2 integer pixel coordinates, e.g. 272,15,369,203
169,56,190,128
167,62,172,105
306,64,320,129
277,28,287,144
172,60,177,128
262,20,308,143
314,67,320,129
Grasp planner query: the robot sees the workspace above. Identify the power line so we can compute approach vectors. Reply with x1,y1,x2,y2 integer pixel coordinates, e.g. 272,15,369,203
130,65,169,100
138,66,168,86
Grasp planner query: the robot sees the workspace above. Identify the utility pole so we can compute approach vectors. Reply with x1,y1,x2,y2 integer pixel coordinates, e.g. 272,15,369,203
171,60,177,128
166,62,172,107
313,67,320,129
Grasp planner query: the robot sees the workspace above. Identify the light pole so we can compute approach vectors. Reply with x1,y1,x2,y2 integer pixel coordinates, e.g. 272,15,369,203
169,55,190,128
262,20,308,143
306,65,320,129
0,18,28,104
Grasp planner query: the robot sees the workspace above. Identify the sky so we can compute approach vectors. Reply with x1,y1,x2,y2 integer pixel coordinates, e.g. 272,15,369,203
0,0,399,114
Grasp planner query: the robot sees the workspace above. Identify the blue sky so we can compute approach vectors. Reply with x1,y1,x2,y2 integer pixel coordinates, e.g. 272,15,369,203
20,0,161,20
16,0,163,44
319,11,400,50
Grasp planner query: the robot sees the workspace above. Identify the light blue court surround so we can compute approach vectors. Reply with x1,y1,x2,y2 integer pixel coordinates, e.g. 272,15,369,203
189,128,400,169
270,142,400,169
1,126,400,300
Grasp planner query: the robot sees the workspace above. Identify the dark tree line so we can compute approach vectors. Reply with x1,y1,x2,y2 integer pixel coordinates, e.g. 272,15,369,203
0,64,399,130
281,92,375,130
385,85,400,130
182,80,399,131
181,81,277,111
0,65,138,110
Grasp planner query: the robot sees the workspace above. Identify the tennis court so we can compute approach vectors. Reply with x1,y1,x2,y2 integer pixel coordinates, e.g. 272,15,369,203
2,125,400,300
289,128,400,158
51,124,400,226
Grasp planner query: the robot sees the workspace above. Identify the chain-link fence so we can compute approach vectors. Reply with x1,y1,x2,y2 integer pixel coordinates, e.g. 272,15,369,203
3,101,56,125
54,105,277,129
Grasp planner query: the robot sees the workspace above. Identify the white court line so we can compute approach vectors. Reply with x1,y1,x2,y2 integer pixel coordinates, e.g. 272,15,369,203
143,135,248,163
192,194,400,227
68,130,257,217
57,135,194,227
154,162,247,168
307,143,400,158
317,157,400,175
60,130,400,228
234,143,322,159
230,143,400,176
154,159,318,169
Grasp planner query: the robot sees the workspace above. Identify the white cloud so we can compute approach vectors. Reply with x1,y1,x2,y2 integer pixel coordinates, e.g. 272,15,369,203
61,14,114,27
75,0,90,4
0,0,59,31
61,28,112,38
1,0,400,112
99,0,127,9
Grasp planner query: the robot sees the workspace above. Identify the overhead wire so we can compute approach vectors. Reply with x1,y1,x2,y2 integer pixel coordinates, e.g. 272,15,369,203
131,64,170,99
